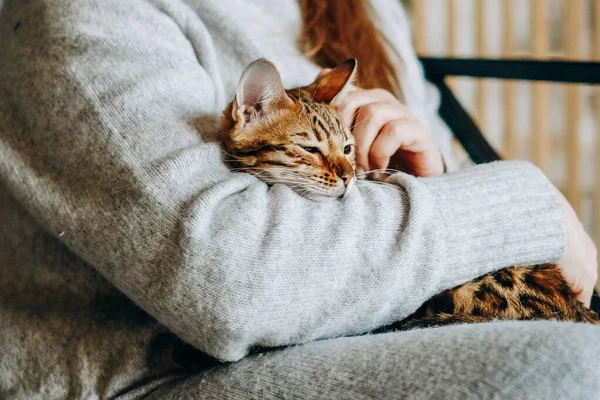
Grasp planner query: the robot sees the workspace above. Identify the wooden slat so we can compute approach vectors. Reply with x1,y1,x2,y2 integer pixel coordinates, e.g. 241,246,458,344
503,0,517,158
531,0,550,173
413,0,427,54
447,0,457,89
565,0,583,215
594,0,600,293
447,0,457,56
475,0,487,130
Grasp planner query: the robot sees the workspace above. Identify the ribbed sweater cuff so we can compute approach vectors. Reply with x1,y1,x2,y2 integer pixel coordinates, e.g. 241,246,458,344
421,160,567,288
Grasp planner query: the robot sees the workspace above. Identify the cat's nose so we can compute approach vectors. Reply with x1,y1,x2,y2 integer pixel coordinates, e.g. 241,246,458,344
338,171,354,186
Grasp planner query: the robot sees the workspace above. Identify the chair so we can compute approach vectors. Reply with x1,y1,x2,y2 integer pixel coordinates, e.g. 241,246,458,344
419,57,600,311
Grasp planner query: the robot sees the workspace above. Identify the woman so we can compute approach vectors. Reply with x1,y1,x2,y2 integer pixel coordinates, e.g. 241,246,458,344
0,0,598,398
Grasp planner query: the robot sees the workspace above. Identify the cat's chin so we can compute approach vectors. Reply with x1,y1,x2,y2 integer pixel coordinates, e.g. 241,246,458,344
301,193,339,202
292,186,355,202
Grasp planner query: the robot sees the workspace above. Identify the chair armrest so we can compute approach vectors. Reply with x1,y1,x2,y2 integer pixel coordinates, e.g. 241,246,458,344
420,58,600,84
427,76,501,164
418,57,600,164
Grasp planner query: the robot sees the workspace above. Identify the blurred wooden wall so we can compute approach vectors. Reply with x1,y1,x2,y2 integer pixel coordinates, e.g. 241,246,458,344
407,0,600,289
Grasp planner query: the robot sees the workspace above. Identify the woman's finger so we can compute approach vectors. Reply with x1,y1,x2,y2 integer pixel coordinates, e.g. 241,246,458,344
336,88,397,128
351,101,403,173
554,187,598,307
368,119,420,176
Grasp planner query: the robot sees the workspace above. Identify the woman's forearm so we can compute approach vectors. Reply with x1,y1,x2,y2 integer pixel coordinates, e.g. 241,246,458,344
0,0,566,361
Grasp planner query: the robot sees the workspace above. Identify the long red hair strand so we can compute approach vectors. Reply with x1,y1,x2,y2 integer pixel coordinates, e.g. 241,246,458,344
299,0,402,98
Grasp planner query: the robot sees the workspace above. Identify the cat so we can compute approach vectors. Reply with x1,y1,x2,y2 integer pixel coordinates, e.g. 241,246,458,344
220,58,599,329
220,58,357,201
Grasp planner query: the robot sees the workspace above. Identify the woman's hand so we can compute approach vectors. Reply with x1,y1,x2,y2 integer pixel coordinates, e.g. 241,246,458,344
553,187,598,307
335,87,445,179
327,72,598,305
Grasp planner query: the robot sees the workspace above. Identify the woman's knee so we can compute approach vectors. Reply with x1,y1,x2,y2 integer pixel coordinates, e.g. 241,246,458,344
484,321,600,398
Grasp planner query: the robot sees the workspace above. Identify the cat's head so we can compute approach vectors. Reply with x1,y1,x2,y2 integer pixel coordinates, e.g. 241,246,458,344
220,58,357,200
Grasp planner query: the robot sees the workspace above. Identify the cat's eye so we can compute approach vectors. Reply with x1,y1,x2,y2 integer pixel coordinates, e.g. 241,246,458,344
301,146,320,154
344,145,353,154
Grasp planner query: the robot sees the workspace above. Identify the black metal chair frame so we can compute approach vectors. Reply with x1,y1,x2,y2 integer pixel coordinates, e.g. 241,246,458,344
420,58,600,164
419,57,600,310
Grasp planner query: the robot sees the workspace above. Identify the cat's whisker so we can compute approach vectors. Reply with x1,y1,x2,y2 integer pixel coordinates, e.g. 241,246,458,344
275,180,316,186
350,108,361,123
232,167,298,178
291,185,318,192
349,115,371,131
356,179,410,200
356,168,402,176
364,180,403,192
310,77,325,103
233,166,296,172
347,108,373,130
236,169,272,179
221,150,247,160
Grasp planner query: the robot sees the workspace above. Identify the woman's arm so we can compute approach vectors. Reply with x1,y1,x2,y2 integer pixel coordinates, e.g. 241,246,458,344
0,0,566,361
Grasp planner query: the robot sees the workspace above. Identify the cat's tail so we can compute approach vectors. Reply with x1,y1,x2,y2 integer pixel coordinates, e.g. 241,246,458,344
382,307,600,332
395,313,494,330
572,305,600,324
372,313,495,333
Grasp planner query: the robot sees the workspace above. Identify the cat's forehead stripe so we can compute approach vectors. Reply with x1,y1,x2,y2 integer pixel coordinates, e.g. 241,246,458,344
292,131,310,140
307,103,336,138
292,92,351,146
314,117,328,141
298,100,321,141
337,119,348,140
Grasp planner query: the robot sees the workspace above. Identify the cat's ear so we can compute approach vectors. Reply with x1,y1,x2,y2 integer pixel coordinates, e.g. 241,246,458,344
232,58,294,128
305,59,357,105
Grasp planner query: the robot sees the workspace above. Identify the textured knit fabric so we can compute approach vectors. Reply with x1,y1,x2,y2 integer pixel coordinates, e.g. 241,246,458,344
0,0,595,398
146,321,600,400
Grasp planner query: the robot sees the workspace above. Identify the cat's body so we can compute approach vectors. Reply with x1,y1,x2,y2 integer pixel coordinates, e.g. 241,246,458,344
220,58,599,329
378,264,599,331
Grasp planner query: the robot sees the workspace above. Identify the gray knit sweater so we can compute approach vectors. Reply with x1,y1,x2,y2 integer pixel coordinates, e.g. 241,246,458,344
0,0,567,398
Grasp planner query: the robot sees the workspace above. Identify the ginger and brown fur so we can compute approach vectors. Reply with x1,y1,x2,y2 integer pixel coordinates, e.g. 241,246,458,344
220,58,599,329
220,58,357,200
377,264,599,332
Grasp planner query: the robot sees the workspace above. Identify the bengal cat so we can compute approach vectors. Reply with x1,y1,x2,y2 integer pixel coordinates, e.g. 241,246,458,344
219,58,599,329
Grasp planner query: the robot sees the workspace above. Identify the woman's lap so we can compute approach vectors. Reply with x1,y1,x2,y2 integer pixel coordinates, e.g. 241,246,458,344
147,321,600,399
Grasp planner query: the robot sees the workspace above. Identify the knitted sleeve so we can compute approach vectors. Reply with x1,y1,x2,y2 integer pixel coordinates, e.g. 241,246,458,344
0,0,566,361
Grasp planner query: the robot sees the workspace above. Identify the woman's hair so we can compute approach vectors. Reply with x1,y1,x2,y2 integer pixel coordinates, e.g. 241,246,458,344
299,0,402,98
